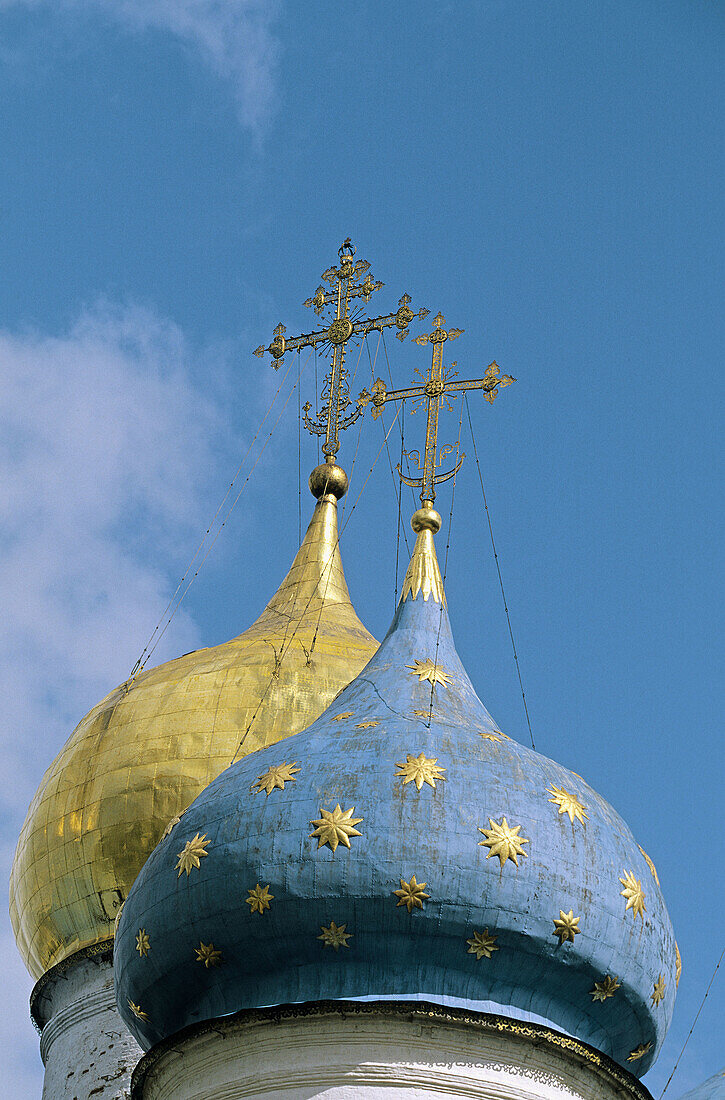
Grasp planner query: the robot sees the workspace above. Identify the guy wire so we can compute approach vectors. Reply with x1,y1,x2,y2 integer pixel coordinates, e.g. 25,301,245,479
307,404,403,684
307,332,369,657
426,395,464,727
279,332,370,671
464,394,536,751
298,353,302,546
128,352,302,681
365,331,411,558
230,406,403,764
339,333,370,530
382,330,418,516
132,350,313,678
394,399,405,610
659,947,724,1099
314,344,320,463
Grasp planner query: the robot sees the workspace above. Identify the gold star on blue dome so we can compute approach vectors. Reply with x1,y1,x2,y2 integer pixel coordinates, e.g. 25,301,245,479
478,817,529,867
310,805,363,852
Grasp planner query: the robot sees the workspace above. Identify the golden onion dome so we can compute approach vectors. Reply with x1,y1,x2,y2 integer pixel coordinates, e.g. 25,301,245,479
10,463,377,979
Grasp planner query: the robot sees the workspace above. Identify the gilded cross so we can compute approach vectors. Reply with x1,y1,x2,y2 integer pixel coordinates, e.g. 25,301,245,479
254,239,428,458
361,313,515,501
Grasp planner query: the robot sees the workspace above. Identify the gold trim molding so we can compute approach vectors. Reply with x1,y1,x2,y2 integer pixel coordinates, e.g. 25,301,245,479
130,999,654,1100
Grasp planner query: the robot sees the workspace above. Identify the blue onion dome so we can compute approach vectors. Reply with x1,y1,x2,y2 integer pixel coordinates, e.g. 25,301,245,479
676,1073,725,1100
115,502,677,1075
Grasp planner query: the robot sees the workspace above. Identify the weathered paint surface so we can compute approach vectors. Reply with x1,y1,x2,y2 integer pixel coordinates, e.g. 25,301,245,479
35,951,141,1100
132,1003,655,1100
115,580,675,1075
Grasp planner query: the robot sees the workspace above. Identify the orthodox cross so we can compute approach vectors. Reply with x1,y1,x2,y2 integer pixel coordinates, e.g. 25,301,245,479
254,239,428,458
361,312,516,502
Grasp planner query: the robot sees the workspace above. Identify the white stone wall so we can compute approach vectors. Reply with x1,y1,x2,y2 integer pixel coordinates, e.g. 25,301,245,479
33,950,141,1100
134,1004,650,1100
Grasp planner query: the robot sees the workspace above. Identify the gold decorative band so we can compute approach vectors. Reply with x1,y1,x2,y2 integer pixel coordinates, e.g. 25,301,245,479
130,999,654,1100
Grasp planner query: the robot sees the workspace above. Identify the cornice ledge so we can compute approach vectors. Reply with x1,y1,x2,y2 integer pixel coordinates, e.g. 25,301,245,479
131,999,654,1100
30,938,114,1032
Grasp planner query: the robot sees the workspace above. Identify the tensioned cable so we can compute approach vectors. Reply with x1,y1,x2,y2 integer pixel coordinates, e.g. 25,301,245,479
308,403,406,694
128,352,303,681
381,330,418,516
314,344,320,464
464,393,536,751
296,332,370,660
338,332,371,530
425,397,465,727
659,947,724,1099
364,332,412,559
131,350,313,678
230,406,404,765
394,399,406,609
272,333,371,670
298,354,302,546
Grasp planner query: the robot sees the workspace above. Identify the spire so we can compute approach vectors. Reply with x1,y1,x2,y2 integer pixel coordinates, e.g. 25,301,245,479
400,502,445,605
252,459,360,632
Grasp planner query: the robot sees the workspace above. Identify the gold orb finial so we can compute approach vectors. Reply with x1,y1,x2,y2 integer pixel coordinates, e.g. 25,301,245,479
411,502,442,534
308,461,348,500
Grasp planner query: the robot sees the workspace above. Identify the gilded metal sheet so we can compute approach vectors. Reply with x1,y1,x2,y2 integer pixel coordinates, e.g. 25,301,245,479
10,495,378,978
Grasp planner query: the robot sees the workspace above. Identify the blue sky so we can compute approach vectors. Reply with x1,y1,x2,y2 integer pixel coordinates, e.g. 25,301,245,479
1,1,722,1095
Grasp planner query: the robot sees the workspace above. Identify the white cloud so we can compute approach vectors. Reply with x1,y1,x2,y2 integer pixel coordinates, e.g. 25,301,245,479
0,302,232,1091
1,0,281,133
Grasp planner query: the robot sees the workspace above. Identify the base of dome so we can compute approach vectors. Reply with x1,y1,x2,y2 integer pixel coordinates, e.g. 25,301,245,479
31,942,141,1100
131,999,652,1100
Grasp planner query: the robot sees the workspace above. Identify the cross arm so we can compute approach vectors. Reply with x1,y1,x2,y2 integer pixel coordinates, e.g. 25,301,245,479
253,324,331,364
303,275,384,316
445,362,516,403
351,298,429,343
359,378,424,420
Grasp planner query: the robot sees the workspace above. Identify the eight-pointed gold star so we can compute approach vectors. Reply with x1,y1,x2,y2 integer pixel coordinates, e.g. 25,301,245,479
480,732,502,742
466,929,499,960
651,975,666,1006
253,761,300,796
333,712,353,721
552,909,581,944
355,719,380,729
620,870,647,920
394,874,430,912
175,832,210,877
406,658,452,689
246,883,274,915
310,804,363,852
318,920,352,950
547,785,589,825
413,708,438,720
478,817,530,868
135,929,151,958
675,942,682,987
627,1043,652,1062
590,975,620,1002
195,941,222,968
127,999,150,1022
395,752,447,790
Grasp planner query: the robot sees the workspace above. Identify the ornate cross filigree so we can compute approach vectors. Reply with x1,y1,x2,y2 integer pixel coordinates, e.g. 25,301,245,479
361,312,515,501
254,239,428,458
